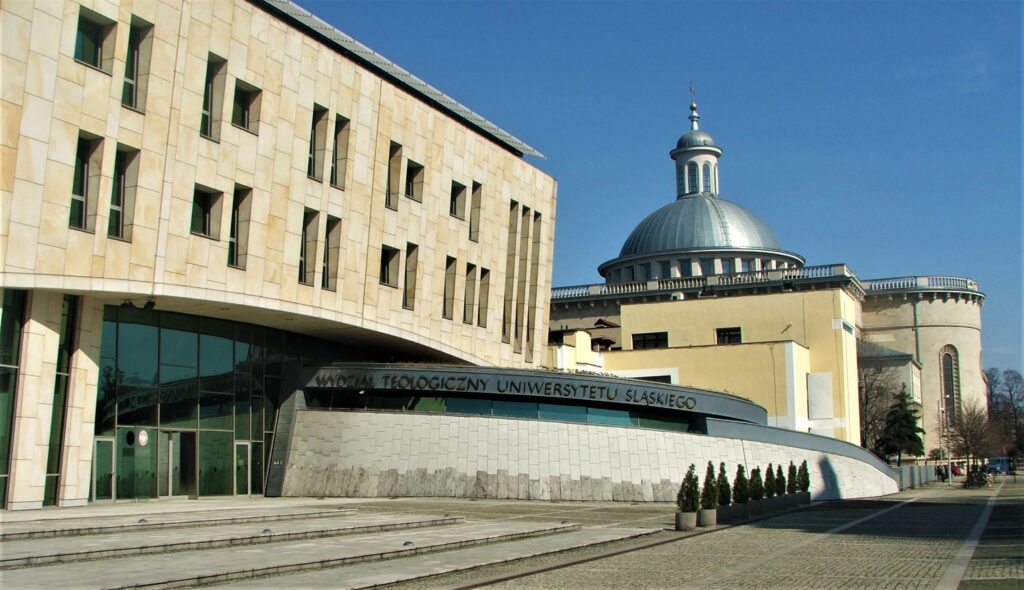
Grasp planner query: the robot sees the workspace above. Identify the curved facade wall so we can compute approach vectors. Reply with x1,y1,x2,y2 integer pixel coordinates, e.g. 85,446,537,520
282,411,898,501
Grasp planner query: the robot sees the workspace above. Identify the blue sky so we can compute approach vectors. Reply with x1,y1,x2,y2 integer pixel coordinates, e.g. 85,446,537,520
302,0,1022,373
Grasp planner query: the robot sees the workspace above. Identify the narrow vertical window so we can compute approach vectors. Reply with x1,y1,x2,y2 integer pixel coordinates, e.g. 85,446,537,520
720,258,733,274
687,162,698,195
298,209,318,285
231,80,261,134
699,258,714,276
501,201,519,342
71,135,102,231
404,161,423,202
702,162,711,193
191,186,222,239
307,104,328,180
469,182,482,241
940,345,960,425
321,216,341,291
108,146,138,240
477,268,490,328
442,256,457,320
402,243,418,310
43,295,79,506
227,186,251,269
330,115,350,189
463,263,477,324
74,7,114,72
385,142,401,210
200,54,227,140
121,18,152,110
450,181,466,219
379,245,399,287
525,212,542,361
513,206,532,353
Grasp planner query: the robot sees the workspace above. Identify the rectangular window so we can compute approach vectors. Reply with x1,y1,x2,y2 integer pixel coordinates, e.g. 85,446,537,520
200,54,226,140
463,263,477,324
75,7,115,72
469,182,482,241
741,258,753,272
330,115,350,189
108,146,139,241
442,256,457,319
721,258,733,274
680,260,692,278
385,142,401,210
632,332,668,349
321,215,341,291
298,209,318,285
477,268,490,328
659,260,671,279
404,160,423,202
71,135,102,231
403,243,418,310
379,245,399,287
307,104,328,180
699,258,714,276
227,186,251,269
450,181,466,219
121,18,152,110
231,80,261,134
716,327,742,345
501,201,519,342
190,185,222,239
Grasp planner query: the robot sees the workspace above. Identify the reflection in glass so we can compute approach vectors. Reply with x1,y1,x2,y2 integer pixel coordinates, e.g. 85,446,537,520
199,430,233,495
200,392,233,431
117,385,158,426
539,403,587,423
587,407,635,426
493,400,539,419
446,396,491,416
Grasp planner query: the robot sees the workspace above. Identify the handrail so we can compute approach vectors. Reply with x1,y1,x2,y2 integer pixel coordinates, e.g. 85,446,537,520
863,276,980,292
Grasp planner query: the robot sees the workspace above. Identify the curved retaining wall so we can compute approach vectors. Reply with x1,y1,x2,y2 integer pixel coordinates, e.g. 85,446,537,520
282,411,898,502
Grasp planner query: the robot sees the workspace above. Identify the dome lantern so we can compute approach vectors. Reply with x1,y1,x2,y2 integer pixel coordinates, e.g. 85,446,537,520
671,91,722,198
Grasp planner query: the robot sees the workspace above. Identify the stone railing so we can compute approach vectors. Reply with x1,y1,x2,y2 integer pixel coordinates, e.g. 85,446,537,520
551,264,857,301
862,276,980,293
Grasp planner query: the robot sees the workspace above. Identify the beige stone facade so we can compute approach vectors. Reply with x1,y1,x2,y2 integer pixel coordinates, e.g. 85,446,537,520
0,0,555,508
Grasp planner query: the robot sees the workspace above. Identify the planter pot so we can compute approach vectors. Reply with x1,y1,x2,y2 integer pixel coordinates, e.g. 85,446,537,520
788,494,800,508
732,502,750,520
798,491,811,505
675,511,697,531
749,499,764,516
717,504,733,523
698,508,717,527
764,496,778,512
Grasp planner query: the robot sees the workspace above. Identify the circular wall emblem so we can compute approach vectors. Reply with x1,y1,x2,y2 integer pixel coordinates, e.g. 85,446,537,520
137,429,149,447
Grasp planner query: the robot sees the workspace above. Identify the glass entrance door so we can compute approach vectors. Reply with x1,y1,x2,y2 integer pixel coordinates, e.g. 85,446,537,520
159,431,196,498
92,437,115,501
234,442,250,496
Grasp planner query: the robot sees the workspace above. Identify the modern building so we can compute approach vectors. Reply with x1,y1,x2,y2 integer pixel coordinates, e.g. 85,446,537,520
549,101,986,455
2,0,901,509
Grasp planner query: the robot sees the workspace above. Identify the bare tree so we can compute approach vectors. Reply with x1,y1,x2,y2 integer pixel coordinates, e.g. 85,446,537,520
993,370,1024,457
859,363,901,458
949,399,1000,469
985,367,1003,406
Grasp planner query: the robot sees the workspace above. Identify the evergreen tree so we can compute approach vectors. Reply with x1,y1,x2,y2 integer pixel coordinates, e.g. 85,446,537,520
775,464,786,497
797,460,810,493
879,384,926,465
750,467,764,501
701,461,718,509
717,462,732,506
733,465,750,504
787,462,798,494
677,464,700,512
764,463,776,498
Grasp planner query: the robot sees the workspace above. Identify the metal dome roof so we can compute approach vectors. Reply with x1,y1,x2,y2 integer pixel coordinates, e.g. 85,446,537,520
676,129,718,150
618,194,782,257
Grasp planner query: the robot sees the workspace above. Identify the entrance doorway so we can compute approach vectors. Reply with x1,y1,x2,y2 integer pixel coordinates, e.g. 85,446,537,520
235,442,250,496
158,431,197,498
92,437,115,501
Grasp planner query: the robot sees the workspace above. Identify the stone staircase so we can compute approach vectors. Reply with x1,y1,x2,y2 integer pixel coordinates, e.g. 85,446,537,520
0,501,658,589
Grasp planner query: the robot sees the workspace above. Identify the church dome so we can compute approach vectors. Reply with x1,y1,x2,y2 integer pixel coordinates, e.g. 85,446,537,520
618,194,781,257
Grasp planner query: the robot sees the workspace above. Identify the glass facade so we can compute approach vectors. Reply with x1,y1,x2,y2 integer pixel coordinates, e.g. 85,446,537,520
0,290,27,508
96,305,343,500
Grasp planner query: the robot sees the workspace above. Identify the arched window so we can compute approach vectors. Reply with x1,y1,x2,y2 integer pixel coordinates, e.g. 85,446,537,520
702,163,711,193
940,345,960,425
687,162,698,194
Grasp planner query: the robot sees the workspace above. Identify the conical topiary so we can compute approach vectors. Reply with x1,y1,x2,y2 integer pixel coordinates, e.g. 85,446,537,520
717,462,731,506
764,463,776,498
775,464,786,497
798,460,810,493
787,462,798,495
701,461,718,510
750,467,764,501
677,464,700,513
733,465,750,504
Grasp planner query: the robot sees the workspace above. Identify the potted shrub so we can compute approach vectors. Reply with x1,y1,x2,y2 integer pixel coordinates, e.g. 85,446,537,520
699,461,718,527
764,463,776,511
716,462,732,522
787,461,799,508
775,464,790,508
675,464,700,531
797,460,811,504
749,467,764,515
732,464,750,520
